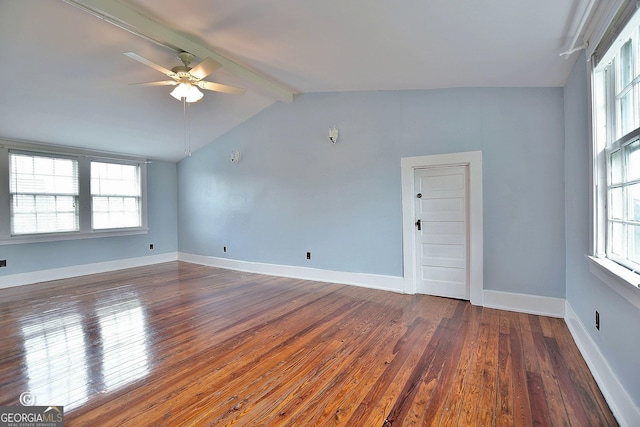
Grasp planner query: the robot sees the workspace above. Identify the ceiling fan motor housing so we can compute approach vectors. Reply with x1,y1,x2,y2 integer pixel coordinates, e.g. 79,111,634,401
172,68,193,81
172,52,196,82
178,51,195,67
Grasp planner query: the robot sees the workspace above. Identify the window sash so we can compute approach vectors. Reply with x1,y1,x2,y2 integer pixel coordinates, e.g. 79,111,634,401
90,161,142,230
606,138,640,272
9,152,80,235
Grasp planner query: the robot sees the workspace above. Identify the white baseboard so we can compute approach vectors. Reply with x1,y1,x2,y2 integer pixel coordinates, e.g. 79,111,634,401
482,289,565,318
178,252,405,293
0,252,178,289
565,302,639,427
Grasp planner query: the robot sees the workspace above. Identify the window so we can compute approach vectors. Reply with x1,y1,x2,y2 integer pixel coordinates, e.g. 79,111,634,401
593,8,640,275
9,152,79,235
91,161,141,230
0,142,147,244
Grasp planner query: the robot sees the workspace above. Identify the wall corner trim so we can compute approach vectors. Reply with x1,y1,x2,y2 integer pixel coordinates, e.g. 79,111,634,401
565,301,640,427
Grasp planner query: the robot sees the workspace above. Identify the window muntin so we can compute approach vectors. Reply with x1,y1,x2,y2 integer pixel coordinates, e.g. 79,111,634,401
91,161,141,230
9,153,79,235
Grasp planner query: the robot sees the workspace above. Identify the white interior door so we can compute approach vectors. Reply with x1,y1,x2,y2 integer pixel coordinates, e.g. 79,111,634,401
414,165,469,299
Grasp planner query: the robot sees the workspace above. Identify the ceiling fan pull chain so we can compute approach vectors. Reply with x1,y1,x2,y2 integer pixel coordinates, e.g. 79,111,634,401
187,102,191,157
183,97,189,157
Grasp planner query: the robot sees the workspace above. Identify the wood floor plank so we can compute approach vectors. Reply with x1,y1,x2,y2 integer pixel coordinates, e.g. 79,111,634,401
497,321,515,424
299,296,442,427
381,316,452,426
509,318,534,426
546,318,618,427
0,261,618,426
368,301,457,426
413,311,469,425
456,309,492,425
218,297,383,425
545,336,592,426
527,370,552,427
343,316,430,426
275,305,402,425
437,304,483,426
480,310,503,427
529,315,572,426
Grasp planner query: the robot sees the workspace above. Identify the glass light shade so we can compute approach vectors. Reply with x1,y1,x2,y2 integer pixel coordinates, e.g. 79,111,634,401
170,83,188,100
170,83,203,103
186,85,204,102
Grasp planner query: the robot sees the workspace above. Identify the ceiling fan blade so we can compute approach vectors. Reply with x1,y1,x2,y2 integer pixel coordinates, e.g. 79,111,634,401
130,80,177,87
124,52,175,76
189,57,222,80
198,80,245,95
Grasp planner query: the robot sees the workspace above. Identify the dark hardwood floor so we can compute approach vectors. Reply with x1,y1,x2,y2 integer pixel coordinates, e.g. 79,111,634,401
0,261,617,426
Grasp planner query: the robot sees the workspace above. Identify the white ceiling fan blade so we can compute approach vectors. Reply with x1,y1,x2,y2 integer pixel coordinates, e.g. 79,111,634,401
189,57,222,80
198,80,245,95
124,52,175,76
130,80,177,87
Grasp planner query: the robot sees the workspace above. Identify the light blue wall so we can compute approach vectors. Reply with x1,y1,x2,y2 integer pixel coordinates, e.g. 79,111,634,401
0,160,178,276
564,53,640,403
178,88,566,298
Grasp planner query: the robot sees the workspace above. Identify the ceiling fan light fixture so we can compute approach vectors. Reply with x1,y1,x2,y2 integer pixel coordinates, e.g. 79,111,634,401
170,83,203,103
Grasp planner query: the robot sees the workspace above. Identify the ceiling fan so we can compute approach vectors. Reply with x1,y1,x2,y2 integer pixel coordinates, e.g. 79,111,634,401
124,51,245,102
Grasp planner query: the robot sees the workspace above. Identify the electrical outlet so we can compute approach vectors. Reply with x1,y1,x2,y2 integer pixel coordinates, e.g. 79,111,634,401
149,244,154,250
306,252,311,260
0,259,6,267
595,310,600,330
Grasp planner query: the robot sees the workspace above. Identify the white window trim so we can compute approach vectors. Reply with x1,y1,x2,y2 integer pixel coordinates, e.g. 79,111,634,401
588,2,640,306
587,255,640,309
90,159,144,231
590,136,640,308
0,139,148,245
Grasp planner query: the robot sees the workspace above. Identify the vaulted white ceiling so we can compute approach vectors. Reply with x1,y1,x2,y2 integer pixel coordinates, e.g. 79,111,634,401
0,0,590,161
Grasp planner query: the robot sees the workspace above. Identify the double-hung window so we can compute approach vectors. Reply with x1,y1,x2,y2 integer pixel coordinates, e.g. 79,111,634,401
9,152,79,235
593,6,640,278
0,142,147,243
91,161,142,230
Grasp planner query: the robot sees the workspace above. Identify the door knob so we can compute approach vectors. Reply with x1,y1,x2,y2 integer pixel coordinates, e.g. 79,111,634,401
415,219,421,231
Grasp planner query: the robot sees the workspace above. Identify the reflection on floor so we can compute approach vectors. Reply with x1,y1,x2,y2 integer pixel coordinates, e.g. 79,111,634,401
14,290,150,410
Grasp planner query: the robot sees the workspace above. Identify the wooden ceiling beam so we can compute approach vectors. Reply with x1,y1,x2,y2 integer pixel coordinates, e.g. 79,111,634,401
62,0,297,103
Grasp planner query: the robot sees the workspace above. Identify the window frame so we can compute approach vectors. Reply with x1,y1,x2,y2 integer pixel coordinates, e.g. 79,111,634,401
590,4,640,300
0,140,148,245
9,150,81,236
90,160,143,231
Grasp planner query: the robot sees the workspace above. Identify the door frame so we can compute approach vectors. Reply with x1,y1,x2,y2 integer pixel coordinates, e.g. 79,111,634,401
401,151,483,305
